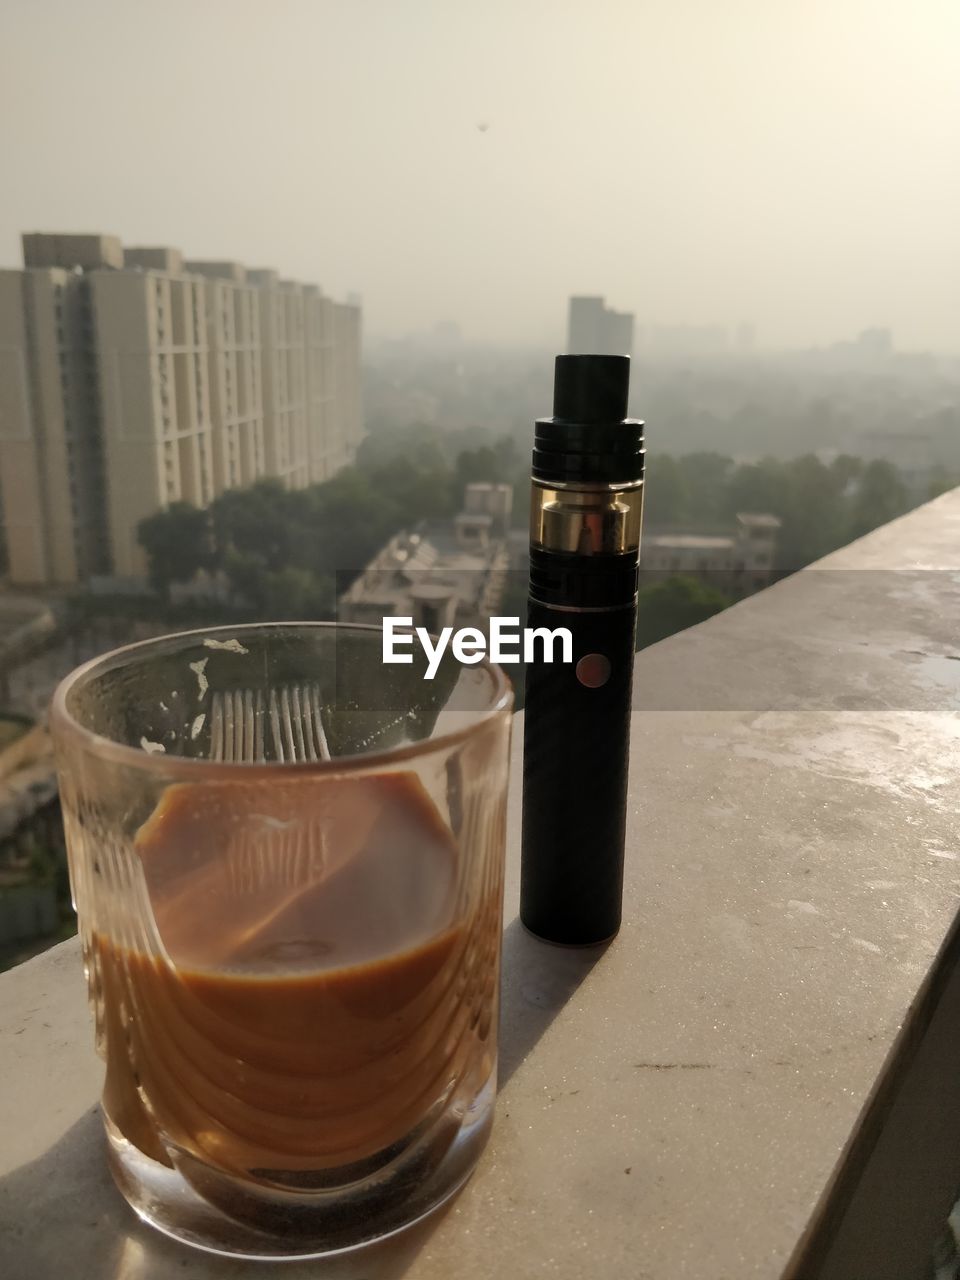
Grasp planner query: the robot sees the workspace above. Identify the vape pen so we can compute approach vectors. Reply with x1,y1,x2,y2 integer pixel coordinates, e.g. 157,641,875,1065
520,354,645,946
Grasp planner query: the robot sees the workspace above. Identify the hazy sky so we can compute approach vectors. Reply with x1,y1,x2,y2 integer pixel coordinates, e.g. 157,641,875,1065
1,0,957,349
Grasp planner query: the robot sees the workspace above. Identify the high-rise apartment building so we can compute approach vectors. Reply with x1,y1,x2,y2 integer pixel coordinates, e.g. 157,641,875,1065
567,295,635,356
0,233,363,585
89,248,217,578
303,285,334,485
331,301,362,477
185,261,265,496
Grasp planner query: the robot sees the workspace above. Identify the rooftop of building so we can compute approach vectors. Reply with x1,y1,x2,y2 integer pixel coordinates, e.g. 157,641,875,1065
14,234,341,300
644,511,782,551
182,260,247,283
123,247,183,273
22,232,123,272
736,511,782,528
644,532,735,550
340,522,507,617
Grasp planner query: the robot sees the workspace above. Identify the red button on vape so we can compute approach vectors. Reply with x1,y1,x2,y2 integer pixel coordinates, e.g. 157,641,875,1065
575,653,611,688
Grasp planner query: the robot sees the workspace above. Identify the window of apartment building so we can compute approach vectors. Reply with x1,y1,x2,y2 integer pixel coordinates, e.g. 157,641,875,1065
194,356,204,421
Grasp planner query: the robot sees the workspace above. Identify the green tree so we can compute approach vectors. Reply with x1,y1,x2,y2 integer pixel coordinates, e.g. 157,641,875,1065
369,456,456,525
643,454,690,525
257,566,332,620
722,457,790,521
456,445,503,489
674,453,735,524
306,468,404,583
211,479,308,573
829,454,864,490
636,576,732,650
774,455,848,569
847,460,909,541
137,502,212,599
221,551,332,620
356,421,449,472
927,463,959,501
492,434,520,476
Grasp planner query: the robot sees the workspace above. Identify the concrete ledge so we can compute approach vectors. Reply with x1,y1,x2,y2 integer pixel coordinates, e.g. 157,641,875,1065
3,490,960,1278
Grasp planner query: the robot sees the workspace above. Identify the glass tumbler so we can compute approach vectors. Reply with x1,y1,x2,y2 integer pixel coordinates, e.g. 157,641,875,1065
50,623,512,1260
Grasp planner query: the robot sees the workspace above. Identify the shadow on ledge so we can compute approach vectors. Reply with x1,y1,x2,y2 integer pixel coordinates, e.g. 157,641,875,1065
497,915,610,1088
0,921,606,1279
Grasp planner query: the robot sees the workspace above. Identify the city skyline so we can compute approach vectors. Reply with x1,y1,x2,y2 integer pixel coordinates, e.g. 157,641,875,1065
1,1,957,352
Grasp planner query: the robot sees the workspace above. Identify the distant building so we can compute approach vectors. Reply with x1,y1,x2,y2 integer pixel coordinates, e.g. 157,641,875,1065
339,483,512,633
856,327,893,358
818,328,895,367
0,232,364,585
567,296,634,356
641,512,781,597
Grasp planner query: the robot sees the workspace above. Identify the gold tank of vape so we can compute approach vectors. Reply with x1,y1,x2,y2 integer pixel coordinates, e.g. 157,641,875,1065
530,479,644,559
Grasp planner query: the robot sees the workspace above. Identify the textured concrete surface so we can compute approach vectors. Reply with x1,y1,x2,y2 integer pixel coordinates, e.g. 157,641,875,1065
2,490,960,1279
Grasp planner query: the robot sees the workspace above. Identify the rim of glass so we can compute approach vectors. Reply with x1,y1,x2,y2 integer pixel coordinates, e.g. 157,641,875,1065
50,621,514,779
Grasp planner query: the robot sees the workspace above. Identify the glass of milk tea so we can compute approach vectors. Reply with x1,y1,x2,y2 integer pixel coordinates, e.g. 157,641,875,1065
50,622,512,1259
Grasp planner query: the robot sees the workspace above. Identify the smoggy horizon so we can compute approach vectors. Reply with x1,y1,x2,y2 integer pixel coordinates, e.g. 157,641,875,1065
2,0,957,352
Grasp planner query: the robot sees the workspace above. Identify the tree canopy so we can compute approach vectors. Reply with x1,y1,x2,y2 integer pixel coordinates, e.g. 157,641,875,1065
137,423,947,624
137,502,213,599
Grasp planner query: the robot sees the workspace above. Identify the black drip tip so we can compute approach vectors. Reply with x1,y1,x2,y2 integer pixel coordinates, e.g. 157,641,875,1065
533,354,643,485
553,354,630,425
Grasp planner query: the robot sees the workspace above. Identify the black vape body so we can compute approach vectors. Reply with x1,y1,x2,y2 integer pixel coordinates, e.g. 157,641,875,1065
519,356,644,946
